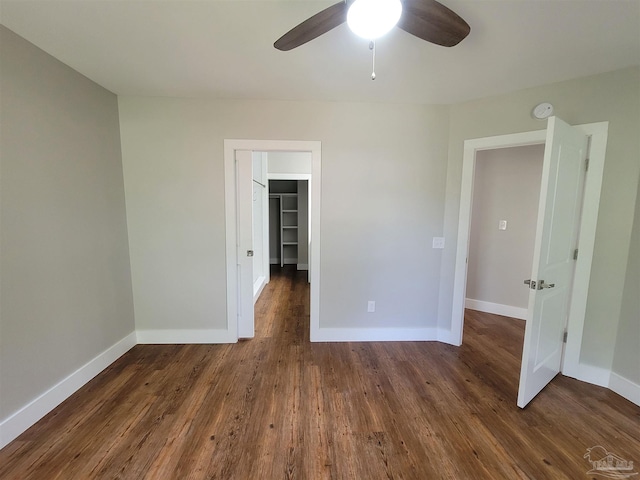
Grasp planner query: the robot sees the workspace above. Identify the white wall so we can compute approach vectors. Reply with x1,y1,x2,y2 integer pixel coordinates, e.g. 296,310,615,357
118,98,450,334
268,151,312,174
466,145,543,313
0,26,135,442
441,67,640,375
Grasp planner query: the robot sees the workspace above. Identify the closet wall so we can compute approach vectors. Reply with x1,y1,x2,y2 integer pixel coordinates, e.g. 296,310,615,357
266,151,311,270
269,180,308,268
297,180,309,269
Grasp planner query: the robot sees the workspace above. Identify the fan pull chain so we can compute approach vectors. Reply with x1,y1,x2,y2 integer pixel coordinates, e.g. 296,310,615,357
369,40,376,80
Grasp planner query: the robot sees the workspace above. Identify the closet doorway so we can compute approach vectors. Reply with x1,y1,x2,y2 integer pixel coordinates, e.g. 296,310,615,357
223,140,320,342
268,178,311,279
256,153,312,337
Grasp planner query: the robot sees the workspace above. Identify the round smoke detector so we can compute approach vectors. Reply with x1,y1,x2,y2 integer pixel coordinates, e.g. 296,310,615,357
532,102,554,120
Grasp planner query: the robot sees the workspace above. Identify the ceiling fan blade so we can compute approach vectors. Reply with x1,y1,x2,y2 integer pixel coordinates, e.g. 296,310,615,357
274,1,348,51
398,0,470,47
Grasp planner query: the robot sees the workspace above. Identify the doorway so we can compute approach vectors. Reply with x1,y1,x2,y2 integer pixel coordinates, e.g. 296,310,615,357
465,143,544,405
251,154,312,302
465,144,544,320
451,120,609,404
224,139,321,343
262,154,312,336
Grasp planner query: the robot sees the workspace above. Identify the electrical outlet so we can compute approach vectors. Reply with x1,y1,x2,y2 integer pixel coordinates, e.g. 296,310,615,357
367,301,375,313
432,237,445,249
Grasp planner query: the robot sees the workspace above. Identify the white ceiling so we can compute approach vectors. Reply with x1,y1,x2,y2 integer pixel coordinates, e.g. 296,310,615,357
1,0,639,105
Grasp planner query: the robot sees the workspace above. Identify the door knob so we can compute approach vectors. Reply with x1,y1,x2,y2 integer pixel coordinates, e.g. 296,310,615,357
539,280,555,289
524,279,536,289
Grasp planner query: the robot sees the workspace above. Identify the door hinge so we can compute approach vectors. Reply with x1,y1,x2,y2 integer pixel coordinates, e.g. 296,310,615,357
573,248,579,260
585,157,590,171
563,330,568,343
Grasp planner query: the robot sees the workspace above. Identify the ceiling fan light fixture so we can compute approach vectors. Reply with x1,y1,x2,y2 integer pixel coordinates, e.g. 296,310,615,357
347,0,403,40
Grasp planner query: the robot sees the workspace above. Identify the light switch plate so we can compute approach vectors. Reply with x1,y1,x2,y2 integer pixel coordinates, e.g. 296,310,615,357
433,237,445,249
499,220,507,231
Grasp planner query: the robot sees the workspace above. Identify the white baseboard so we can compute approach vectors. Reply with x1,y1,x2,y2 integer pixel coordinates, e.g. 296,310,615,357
609,372,640,406
253,275,267,303
465,298,528,320
436,328,461,346
311,327,441,343
0,332,137,449
564,362,611,388
297,263,308,271
136,329,236,344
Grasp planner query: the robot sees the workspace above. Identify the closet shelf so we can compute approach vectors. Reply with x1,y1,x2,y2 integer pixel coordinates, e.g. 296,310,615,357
271,187,299,267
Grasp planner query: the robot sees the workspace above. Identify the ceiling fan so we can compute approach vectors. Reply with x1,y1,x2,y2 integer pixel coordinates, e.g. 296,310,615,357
274,0,470,52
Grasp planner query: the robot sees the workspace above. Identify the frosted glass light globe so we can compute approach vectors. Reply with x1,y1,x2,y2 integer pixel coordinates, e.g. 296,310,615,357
347,0,403,40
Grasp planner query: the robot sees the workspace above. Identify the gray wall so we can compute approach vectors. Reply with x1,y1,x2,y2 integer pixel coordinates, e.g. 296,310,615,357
467,145,544,309
269,197,280,263
0,27,135,419
298,180,309,268
441,67,640,373
612,171,640,385
118,98,449,331
269,180,297,194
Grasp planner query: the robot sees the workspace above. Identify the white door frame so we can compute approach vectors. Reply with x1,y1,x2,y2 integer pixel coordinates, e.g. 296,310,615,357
451,122,608,378
224,139,321,341
253,152,270,303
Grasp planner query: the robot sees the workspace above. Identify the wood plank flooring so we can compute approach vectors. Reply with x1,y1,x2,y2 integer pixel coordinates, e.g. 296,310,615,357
1,266,638,479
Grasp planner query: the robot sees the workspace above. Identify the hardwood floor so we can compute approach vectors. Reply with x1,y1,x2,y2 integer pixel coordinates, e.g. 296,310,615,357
1,266,638,479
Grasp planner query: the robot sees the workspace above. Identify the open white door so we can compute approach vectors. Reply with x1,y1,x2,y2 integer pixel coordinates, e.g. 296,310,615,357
517,117,588,408
236,150,254,338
